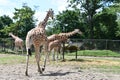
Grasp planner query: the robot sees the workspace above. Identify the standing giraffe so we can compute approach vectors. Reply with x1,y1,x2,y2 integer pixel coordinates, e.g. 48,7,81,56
25,8,54,76
47,29,82,60
47,29,82,43
9,33,23,54
48,39,63,61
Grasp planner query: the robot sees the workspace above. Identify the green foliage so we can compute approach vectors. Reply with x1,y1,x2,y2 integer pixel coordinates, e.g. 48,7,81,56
67,0,120,39
56,10,82,31
48,1,120,39
0,15,13,37
0,1,120,39
12,5,36,37
94,11,117,39
47,10,84,38
116,20,120,37
1,5,36,38
112,4,120,37
0,15,13,28
68,0,105,38
46,19,61,36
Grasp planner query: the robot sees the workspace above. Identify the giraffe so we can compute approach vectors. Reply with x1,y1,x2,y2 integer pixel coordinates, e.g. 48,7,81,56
47,29,82,60
9,33,23,54
47,29,82,43
25,8,54,76
48,39,63,61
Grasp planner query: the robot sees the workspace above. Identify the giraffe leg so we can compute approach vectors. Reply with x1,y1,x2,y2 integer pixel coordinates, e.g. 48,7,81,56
47,51,50,62
35,47,42,74
48,47,52,62
20,46,23,55
14,46,17,54
42,42,49,71
25,49,30,76
16,47,19,54
22,48,23,55
52,49,55,61
56,51,59,61
57,47,61,60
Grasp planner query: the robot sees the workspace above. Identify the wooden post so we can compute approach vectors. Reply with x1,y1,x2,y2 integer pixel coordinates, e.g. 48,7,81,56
75,49,77,60
62,42,65,61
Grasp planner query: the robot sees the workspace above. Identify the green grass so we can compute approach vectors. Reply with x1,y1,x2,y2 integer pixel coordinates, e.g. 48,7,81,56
90,64,120,73
0,54,26,64
0,51,120,73
67,50,120,57
64,56,120,73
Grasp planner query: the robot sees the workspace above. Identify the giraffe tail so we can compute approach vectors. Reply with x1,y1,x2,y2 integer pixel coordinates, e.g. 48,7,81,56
28,49,32,56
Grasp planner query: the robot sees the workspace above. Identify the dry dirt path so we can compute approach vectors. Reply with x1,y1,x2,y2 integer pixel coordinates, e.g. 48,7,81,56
0,63,120,80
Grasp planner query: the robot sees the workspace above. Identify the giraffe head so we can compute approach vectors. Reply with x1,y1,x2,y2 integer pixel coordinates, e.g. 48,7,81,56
74,29,82,35
9,32,13,36
48,8,54,19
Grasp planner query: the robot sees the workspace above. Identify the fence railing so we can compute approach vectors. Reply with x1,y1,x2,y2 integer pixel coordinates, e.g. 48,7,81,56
69,39,120,52
0,38,120,54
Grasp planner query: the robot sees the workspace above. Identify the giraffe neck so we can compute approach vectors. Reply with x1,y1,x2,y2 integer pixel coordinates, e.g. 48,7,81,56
40,12,49,28
10,34,17,39
44,12,49,23
60,30,78,37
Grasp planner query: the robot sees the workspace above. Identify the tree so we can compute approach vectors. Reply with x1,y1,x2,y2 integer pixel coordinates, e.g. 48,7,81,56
12,5,36,37
46,19,61,36
116,20,120,37
94,3,120,39
1,5,36,38
68,0,120,39
112,4,120,38
47,10,84,38
94,11,118,39
0,15,13,37
0,15,13,29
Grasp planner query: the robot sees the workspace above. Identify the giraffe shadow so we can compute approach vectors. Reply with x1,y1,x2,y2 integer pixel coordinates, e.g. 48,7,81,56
68,59,92,62
42,70,75,76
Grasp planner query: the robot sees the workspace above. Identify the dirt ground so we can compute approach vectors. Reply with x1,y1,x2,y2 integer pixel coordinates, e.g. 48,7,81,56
0,63,120,80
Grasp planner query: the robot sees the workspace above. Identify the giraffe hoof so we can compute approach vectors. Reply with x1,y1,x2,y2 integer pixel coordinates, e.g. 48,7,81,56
39,71,43,74
25,71,28,76
38,69,43,74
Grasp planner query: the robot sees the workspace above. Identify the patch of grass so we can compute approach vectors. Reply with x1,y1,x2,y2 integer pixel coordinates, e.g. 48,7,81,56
0,54,25,64
0,53,120,73
57,56,120,73
67,50,120,57
0,54,37,64
92,65,120,74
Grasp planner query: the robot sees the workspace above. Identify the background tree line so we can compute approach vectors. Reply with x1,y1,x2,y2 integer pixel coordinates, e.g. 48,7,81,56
0,0,120,40
0,4,36,38
47,0,120,39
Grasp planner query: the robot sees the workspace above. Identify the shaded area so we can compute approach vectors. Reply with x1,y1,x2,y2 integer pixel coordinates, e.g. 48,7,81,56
42,70,76,76
69,58,92,62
